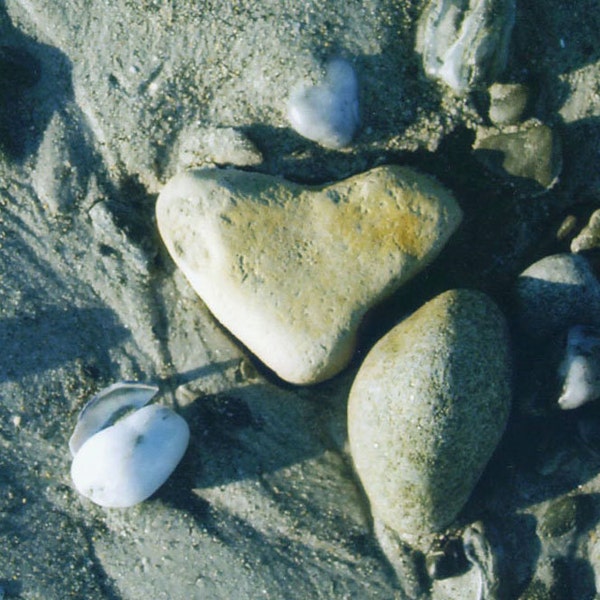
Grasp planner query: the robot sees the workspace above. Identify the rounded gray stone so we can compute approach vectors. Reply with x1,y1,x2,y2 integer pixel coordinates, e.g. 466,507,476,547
348,289,512,551
514,253,600,343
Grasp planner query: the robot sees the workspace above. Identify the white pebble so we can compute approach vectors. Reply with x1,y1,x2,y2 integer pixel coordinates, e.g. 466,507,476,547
287,58,359,149
70,383,189,508
558,325,600,410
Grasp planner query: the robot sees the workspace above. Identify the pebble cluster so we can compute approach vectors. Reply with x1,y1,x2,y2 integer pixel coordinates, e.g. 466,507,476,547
46,0,600,595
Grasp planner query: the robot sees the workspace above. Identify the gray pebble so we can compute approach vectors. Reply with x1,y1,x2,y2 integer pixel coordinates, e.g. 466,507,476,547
514,253,600,343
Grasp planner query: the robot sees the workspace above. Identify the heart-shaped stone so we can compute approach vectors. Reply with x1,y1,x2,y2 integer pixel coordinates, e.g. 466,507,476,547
156,165,462,384
287,58,360,149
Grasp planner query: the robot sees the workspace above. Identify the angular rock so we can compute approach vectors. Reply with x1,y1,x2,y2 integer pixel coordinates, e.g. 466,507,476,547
416,0,516,94
571,208,600,253
348,289,512,550
473,119,562,192
156,166,462,384
488,82,529,126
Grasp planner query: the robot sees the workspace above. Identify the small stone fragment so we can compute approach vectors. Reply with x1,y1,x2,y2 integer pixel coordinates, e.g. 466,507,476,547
488,82,529,126
473,119,562,192
426,537,468,580
538,496,587,539
416,0,516,94
348,289,512,551
463,521,504,599
558,325,600,409
514,253,600,343
157,166,462,384
571,209,600,253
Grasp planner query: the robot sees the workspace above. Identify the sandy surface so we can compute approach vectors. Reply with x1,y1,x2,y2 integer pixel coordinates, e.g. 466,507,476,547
1,1,600,598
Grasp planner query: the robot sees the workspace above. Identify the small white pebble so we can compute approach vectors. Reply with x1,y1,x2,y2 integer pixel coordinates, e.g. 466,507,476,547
287,58,359,149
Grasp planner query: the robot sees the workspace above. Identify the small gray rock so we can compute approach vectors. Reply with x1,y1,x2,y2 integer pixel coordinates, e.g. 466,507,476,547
488,82,530,126
348,289,512,551
514,253,600,343
557,325,600,410
287,57,359,149
473,119,562,192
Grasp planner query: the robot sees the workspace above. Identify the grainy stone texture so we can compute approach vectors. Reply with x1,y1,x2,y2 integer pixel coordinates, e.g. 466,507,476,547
488,82,530,126
571,209,600,253
2,0,600,598
514,253,600,343
157,165,462,384
416,0,515,93
348,289,512,551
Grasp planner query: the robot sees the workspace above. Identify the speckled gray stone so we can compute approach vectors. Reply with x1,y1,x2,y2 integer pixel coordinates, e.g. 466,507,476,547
514,253,600,343
348,289,512,551
416,0,515,94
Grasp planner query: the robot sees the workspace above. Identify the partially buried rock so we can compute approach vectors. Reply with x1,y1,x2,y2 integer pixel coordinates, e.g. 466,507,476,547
488,82,530,126
473,119,562,193
514,253,600,344
557,325,600,410
156,166,462,384
348,289,512,551
571,208,600,254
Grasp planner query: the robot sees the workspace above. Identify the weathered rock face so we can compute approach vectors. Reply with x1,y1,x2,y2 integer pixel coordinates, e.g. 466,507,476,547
416,0,516,94
348,289,512,550
156,165,462,384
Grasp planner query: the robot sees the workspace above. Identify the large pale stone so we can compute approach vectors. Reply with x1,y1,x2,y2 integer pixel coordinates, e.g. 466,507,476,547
156,166,462,384
348,289,512,551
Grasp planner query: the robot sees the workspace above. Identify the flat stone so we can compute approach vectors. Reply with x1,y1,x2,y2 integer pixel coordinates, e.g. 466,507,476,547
348,289,512,551
156,165,462,384
473,119,562,192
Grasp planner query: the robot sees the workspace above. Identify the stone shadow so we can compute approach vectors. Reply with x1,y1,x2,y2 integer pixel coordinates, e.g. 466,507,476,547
163,382,325,491
0,307,128,383
0,5,74,162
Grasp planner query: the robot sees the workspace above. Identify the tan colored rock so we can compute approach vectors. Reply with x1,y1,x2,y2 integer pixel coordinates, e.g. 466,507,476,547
156,166,462,384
